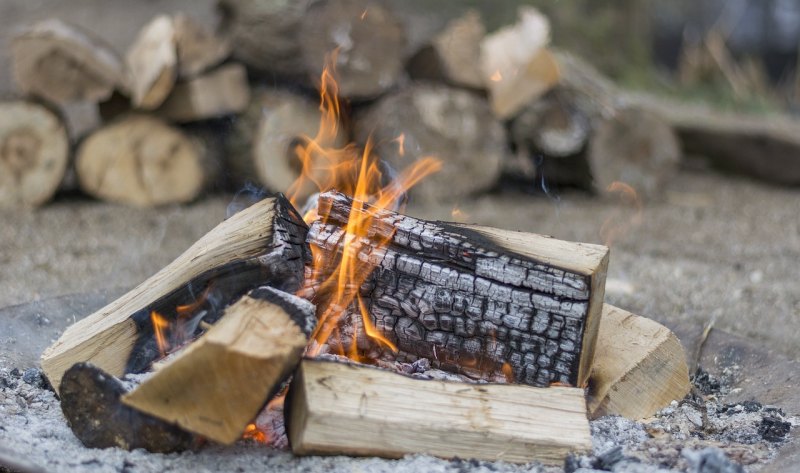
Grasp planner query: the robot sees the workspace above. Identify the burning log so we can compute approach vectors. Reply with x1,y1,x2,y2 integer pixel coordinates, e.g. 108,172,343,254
59,363,197,452
11,19,127,105
308,191,609,388
353,84,507,202
287,358,592,464
173,13,232,79
126,15,178,110
217,0,312,77
227,89,345,200
156,63,250,123
407,10,485,90
121,286,316,444
589,304,691,420
40,194,308,392
0,100,69,208
75,115,215,206
299,0,406,99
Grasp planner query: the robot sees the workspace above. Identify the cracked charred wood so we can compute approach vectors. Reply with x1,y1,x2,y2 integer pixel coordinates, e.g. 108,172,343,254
122,286,315,444
353,84,507,202
126,15,178,110
59,363,197,452
588,304,690,420
75,115,215,206
299,0,406,99
287,358,591,464
226,88,346,201
11,19,127,106
307,191,609,388
156,63,250,123
407,10,485,90
0,100,69,208
41,195,309,392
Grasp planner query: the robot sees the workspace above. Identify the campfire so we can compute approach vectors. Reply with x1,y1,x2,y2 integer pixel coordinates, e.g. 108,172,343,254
34,56,697,466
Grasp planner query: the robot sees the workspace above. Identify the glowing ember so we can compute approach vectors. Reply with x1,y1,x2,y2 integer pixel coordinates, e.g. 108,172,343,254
490,70,503,82
242,423,267,444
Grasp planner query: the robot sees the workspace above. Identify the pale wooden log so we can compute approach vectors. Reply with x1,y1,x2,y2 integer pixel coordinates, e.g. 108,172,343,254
11,19,127,105
588,106,681,199
156,64,250,123
126,15,177,110
479,7,560,119
122,286,315,444
353,84,507,202
287,359,592,465
75,115,208,206
588,304,690,420
41,195,308,392
173,13,231,78
299,0,406,99
227,88,345,200
510,88,591,158
307,191,609,388
0,100,69,208
217,0,313,76
407,10,485,89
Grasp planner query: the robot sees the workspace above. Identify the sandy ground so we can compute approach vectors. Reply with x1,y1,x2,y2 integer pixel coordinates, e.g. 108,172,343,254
1,169,798,359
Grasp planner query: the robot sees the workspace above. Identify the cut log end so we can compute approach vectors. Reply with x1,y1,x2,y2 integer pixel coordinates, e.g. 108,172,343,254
156,63,250,123
76,115,205,207
127,15,178,109
0,101,69,208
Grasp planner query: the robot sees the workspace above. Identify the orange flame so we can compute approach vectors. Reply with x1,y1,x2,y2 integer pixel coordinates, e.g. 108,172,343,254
490,70,503,82
290,53,441,358
392,133,405,157
242,424,267,444
600,181,643,247
150,311,169,358
502,362,514,383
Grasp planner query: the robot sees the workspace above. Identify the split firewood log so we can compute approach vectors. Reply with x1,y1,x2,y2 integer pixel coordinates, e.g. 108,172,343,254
227,88,346,201
75,115,214,206
156,63,250,123
126,15,178,109
299,0,406,99
217,0,313,77
588,304,691,420
41,194,308,392
510,88,591,159
173,13,232,79
306,191,609,388
406,9,485,89
0,100,69,208
122,286,316,444
287,359,592,464
353,84,507,202
479,7,560,119
10,19,127,106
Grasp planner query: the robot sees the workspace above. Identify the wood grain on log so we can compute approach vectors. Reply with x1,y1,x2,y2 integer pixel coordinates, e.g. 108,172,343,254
287,359,592,464
75,115,208,206
126,15,177,109
173,13,232,78
407,10,485,89
354,84,507,202
227,88,346,200
589,304,690,420
41,195,308,392
217,0,313,76
0,100,69,208
156,63,250,123
122,287,315,444
307,191,609,388
299,0,406,99
11,19,127,105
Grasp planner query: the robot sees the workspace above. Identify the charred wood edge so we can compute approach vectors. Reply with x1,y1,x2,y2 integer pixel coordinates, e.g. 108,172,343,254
309,191,606,387
124,193,309,374
285,357,592,465
59,363,197,452
249,285,317,336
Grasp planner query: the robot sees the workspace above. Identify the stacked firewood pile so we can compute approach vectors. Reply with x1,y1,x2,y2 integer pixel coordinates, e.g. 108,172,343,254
4,2,800,210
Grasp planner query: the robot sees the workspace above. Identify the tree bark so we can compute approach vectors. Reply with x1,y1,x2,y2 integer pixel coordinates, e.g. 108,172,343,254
299,0,406,99
156,63,250,123
41,194,309,392
0,100,69,208
121,286,316,444
11,19,126,106
287,358,591,465
353,84,507,202
306,191,609,388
